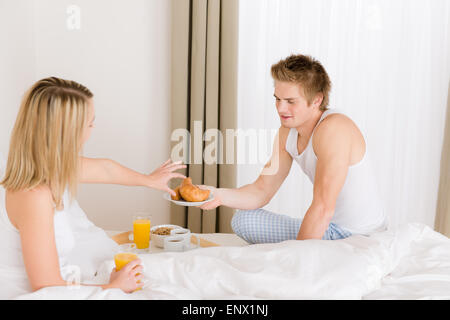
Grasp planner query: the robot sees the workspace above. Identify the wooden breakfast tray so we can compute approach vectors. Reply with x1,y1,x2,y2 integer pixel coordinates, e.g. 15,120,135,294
111,231,220,248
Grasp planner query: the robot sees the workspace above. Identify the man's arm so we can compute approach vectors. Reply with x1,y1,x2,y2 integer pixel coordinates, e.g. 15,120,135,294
199,127,293,210
296,115,353,240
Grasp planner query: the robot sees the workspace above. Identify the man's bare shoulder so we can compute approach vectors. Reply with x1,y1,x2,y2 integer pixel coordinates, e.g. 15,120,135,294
312,113,356,158
314,113,358,143
318,113,355,130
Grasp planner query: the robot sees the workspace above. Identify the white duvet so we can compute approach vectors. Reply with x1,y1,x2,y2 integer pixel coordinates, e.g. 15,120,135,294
13,222,450,300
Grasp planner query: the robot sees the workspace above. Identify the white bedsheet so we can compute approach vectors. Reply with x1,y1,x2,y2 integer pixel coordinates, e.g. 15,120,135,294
12,222,450,300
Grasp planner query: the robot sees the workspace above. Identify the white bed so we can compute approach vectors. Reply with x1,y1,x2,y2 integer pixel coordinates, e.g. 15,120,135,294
12,222,450,300
1,156,450,300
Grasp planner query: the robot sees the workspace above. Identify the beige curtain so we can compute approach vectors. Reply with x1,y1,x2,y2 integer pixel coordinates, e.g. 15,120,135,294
170,0,238,233
435,82,450,237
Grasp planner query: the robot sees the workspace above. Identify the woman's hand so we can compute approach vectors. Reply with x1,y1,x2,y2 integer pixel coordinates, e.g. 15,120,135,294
198,185,222,211
146,159,186,196
108,259,144,293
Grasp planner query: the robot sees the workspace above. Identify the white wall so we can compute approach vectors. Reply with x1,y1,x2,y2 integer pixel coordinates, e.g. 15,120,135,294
236,0,450,229
0,0,36,158
0,0,172,231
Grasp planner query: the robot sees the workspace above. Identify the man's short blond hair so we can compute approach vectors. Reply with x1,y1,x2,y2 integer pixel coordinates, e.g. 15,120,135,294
271,54,331,111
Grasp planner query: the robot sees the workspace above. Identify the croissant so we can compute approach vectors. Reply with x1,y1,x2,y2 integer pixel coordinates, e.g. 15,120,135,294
178,178,210,202
171,186,182,201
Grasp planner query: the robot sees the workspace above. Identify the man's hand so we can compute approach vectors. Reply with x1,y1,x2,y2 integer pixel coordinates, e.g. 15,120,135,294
197,185,222,210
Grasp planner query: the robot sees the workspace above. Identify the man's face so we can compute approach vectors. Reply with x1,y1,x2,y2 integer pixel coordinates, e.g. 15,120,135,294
274,80,319,128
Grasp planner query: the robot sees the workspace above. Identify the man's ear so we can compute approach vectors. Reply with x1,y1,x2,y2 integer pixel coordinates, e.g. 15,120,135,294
313,93,324,109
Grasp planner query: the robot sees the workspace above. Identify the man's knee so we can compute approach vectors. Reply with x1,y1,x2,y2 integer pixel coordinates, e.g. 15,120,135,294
231,209,255,242
231,210,244,234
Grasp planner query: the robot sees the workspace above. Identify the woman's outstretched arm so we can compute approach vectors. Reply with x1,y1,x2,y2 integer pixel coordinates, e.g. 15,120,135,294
79,157,186,196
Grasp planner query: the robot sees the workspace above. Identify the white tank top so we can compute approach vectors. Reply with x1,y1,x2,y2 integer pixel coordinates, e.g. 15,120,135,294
0,161,118,298
285,108,387,235
0,188,77,298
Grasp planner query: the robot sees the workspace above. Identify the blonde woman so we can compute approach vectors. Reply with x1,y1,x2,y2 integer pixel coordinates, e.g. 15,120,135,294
0,77,185,297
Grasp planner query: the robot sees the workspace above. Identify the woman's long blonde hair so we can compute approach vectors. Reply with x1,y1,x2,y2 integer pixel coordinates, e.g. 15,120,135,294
0,77,93,208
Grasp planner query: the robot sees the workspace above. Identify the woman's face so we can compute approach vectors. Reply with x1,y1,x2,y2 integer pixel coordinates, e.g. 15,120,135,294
81,98,95,145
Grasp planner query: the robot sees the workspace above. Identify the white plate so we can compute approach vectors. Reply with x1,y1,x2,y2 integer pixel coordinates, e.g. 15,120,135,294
163,192,214,206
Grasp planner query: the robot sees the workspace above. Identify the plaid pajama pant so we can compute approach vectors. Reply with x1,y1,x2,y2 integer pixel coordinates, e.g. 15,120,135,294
231,208,352,244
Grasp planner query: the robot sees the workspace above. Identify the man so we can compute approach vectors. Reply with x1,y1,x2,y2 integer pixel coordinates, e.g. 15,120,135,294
199,54,387,243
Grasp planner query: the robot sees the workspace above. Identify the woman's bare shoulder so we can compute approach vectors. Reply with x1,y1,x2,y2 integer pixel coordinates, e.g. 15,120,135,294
6,184,53,202
6,185,54,228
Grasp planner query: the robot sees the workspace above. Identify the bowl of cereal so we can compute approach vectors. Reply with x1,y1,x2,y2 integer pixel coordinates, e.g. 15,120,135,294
151,224,183,248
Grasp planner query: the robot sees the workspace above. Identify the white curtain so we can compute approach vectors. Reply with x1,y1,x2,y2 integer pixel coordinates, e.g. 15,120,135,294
236,0,450,229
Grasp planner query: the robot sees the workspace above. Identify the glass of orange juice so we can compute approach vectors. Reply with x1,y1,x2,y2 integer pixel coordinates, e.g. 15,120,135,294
114,243,138,271
114,244,143,291
133,214,151,251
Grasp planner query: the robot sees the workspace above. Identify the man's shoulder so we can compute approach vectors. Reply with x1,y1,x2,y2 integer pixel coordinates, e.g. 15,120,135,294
320,112,354,129
312,112,358,157
314,112,358,142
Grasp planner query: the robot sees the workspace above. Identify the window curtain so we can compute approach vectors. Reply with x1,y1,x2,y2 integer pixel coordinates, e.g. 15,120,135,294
170,0,238,233
236,0,450,230
435,83,450,237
